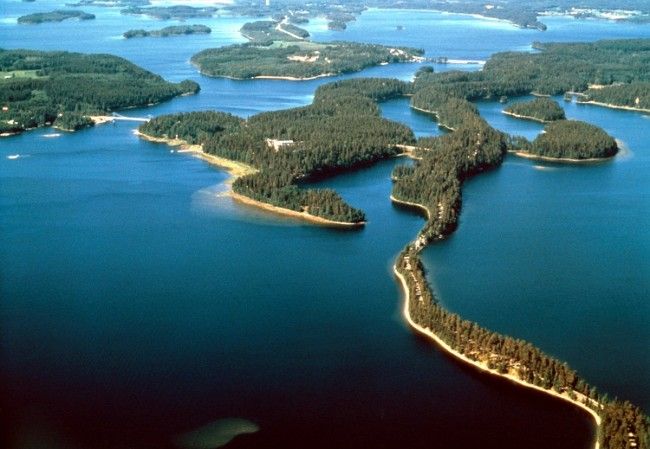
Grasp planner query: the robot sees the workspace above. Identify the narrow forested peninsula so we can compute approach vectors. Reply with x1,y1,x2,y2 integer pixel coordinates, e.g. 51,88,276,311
0,49,199,135
503,97,566,122
18,10,95,24
123,25,212,39
382,78,647,449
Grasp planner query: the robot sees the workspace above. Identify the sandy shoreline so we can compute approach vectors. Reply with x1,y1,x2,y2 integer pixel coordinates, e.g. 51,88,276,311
90,115,116,125
393,264,602,449
136,130,257,182
253,73,336,81
501,110,552,123
577,100,650,114
231,192,365,227
196,70,335,81
136,131,364,227
390,194,431,219
512,150,615,164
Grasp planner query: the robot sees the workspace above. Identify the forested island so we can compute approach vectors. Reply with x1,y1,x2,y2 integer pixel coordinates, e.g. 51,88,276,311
0,49,198,135
123,25,211,39
503,97,566,122
191,41,423,80
515,120,618,160
120,5,218,20
17,10,95,24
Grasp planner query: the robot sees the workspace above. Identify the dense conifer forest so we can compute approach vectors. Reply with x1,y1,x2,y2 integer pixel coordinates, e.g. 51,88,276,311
139,84,415,223
0,49,199,135
504,97,566,122
519,120,618,159
578,82,650,110
411,39,650,107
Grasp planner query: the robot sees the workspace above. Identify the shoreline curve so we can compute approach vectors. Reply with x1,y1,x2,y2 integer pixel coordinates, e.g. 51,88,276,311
512,150,616,164
135,131,365,227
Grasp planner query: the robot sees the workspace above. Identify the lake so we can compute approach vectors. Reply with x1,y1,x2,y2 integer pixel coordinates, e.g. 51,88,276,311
1,2,648,448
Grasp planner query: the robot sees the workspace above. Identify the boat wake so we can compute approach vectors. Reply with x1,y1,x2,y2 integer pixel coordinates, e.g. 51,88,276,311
532,164,558,171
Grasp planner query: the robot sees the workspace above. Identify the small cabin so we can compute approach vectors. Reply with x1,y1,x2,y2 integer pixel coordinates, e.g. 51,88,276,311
265,138,294,152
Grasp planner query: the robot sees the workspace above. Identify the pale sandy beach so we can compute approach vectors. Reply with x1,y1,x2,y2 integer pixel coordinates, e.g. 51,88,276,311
501,110,552,123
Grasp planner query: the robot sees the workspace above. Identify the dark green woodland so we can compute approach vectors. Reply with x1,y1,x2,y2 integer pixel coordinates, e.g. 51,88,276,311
0,49,199,135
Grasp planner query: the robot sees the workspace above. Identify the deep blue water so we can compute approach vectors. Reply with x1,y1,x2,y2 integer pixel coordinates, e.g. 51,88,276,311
1,2,648,448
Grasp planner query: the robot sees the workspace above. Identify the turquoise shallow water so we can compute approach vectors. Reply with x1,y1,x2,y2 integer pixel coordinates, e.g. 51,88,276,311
1,2,648,448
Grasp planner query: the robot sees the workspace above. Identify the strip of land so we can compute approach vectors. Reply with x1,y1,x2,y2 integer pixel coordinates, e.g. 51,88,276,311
577,100,650,113
501,110,551,123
